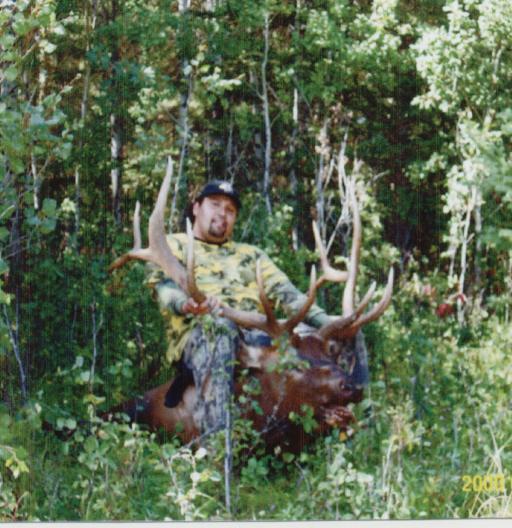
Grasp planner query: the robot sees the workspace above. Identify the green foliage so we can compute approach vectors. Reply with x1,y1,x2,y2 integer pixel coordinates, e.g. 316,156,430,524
1,272,511,520
411,0,512,297
1,0,511,521
289,404,318,435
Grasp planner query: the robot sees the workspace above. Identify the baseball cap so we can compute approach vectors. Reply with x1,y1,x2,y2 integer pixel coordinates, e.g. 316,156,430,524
195,180,241,210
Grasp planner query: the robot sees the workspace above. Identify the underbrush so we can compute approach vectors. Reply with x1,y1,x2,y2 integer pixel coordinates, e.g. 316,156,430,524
1,293,512,520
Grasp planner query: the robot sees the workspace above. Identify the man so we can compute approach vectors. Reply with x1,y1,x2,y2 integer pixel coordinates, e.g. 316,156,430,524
146,180,333,437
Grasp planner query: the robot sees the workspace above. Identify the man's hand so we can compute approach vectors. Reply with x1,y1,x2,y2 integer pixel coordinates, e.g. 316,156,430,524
181,295,222,316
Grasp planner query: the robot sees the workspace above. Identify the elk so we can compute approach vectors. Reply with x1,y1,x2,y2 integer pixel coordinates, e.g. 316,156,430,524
108,160,394,451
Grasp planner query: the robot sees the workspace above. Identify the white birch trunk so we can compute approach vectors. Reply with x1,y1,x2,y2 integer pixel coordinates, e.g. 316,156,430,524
315,119,330,242
289,87,299,251
170,0,192,230
457,186,476,324
75,0,98,243
110,0,123,227
111,111,122,226
261,11,272,214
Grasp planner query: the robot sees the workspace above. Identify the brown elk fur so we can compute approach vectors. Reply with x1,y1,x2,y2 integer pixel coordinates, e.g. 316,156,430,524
104,331,362,452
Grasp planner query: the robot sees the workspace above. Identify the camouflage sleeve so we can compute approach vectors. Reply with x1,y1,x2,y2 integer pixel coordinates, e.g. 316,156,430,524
145,262,189,315
144,235,189,315
257,251,332,328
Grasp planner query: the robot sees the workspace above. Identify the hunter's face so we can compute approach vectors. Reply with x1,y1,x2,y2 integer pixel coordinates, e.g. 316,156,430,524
192,195,237,243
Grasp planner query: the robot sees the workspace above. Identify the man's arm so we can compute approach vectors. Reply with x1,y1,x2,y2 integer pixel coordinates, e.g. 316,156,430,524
147,265,221,316
257,251,332,328
146,264,188,315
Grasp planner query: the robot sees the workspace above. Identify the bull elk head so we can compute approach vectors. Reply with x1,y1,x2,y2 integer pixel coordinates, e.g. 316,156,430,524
108,158,394,449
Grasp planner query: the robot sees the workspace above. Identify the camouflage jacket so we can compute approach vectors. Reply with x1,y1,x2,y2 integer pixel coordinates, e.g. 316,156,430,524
146,233,331,363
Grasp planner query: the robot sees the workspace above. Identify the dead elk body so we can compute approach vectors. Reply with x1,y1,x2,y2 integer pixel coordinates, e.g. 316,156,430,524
106,330,364,451
107,160,393,451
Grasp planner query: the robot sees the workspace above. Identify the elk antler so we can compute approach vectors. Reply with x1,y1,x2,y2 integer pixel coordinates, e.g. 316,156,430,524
312,221,348,288
109,158,205,303
216,259,319,339
110,157,320,340
315,179,394,340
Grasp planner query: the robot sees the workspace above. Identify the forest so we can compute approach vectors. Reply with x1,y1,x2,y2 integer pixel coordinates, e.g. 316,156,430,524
1,0,511,521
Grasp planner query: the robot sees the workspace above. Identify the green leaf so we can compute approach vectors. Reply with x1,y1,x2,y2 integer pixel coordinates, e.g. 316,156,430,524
0,413,12,429
251,400,264,415
0,257,8,275
9,157,25,174
65,418,77,430
0,34,15,48
41,40,57,54
73,355,84,368
498,228,512,240
26,215,40,227
58,142,72,160
13,16,33,37
15,446,27,459
40,217,56,234
30,112,46,127
84,435,98,454
4,65,17,82
0,288,11,305
23,193,34,207
83,394,106,406
282,452,295,463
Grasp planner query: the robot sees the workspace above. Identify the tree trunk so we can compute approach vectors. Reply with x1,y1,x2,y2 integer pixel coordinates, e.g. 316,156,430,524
110,0,123,227
458,186,476,324
289,87,299,251
261,11,272,214
6,195,27,402
473,197,483,310
315,119,330,242
170,0,192,230
75,0,98,247
110,112,123,227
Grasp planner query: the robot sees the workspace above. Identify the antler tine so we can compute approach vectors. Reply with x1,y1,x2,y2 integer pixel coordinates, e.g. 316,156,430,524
319,268,394,340
282,265,318,335
312,220,348,288
254,260,320,338
133,201,142,250
342,178,361,317
346,267,394,330
186,219,207,303
317,281,376,340
220,260,319,340
255,258,280,333
108,200,147,273
108,201,143,272
213,259,275,335
108,200,146,272
109,157,199,301
147,157,172,246
142,157,198,296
